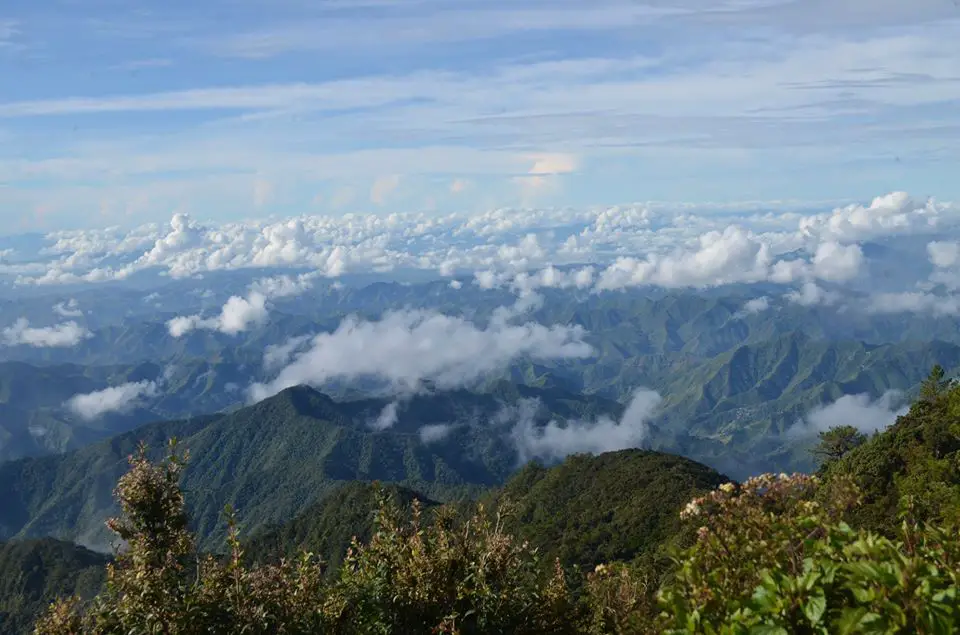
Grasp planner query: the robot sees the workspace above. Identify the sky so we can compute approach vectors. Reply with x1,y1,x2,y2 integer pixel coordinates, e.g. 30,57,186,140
1,0,959,232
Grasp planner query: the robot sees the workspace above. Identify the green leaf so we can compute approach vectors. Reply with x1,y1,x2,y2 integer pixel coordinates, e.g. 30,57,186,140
749,625,789,635
804,593,827,625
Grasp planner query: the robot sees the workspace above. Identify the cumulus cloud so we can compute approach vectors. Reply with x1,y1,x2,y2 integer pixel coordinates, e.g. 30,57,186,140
168,291,268,337
65,380,159,421
250,272,319,298
811,242,863,283
511,388,662,463
169,270,322,338
510,266,595,294
798,193,945,243
784,282,840,307
248,301,593,402
9,192,960,302
53,298,83,317
2,318,91,348
741,296,771,315
928,241,960,269
789,391,908,438
595,226,776,290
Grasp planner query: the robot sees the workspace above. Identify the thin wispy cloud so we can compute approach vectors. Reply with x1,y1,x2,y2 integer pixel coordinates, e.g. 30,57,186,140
0,0,957,227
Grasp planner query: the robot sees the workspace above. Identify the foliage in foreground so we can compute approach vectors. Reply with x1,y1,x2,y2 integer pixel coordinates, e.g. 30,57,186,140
35,450,960,634
32,371,960,634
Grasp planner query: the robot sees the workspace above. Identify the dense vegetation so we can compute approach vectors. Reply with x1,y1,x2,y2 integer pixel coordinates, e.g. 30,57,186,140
487,450,728,573
0,539,105,635
13,366,958,634
0,383,619,551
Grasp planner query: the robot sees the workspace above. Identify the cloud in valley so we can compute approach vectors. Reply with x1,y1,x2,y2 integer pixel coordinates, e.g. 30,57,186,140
789,390,908,439
511,388,663,462
2,318,91,348
168,291,268,337
370,402,400,431
420,423,452,444
247,300,593,402
65,380,159,421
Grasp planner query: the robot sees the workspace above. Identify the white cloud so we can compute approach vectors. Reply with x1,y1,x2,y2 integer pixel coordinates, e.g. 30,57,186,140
812,241,863,283
868,291,960,316
65,380,159,421
7,192,960,306
784,282,839,307
370,402,399,431
2,319,92,348
248,300,593,402
511,265,595,294
741,296,771,315
170,270,321,338
928,241,960,269
595,226,775,290
419,423,452,444
53,298,83,317
263,334,313,372
250,272,319,298
798,193,946,244
168,291,269,337
511,388,663,462
789,390,908,438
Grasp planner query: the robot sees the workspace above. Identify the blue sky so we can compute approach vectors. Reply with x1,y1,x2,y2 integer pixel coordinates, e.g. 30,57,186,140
1,0,959,232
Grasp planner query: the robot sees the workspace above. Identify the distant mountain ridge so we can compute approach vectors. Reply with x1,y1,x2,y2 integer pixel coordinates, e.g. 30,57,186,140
0,382,622,552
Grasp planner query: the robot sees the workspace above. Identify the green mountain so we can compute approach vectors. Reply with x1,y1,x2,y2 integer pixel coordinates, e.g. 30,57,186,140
0,538,106,635
0,383,622,552
0,359,250,463
244,449,727,581
245,482,438,575
489,449,728,572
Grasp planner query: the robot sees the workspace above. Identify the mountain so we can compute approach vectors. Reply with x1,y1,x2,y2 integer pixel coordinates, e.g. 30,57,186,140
0,538,107,635
245,482,438,576
0,359,250,463
0,382,622,552
244,449,728,582
489,449,728,572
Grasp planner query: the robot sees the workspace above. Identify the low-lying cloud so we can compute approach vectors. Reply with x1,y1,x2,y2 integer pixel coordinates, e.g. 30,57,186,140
168,272,321,338
248,300,593,402
511,388,663,463
420,423,452,444
2,318,92,348
370,402,399,431
53,298,83,317
65,380,159,421
168,291,268,337
789,390,908,438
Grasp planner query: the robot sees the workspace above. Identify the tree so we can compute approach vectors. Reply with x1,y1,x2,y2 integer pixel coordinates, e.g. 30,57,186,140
812,425,867,466
920,364,953,403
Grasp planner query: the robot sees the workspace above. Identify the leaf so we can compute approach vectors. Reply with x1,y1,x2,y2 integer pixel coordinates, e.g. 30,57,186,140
749,625,789,635
804,593,827,625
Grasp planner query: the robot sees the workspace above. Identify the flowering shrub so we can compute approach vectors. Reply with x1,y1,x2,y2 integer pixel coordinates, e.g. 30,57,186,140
32,434,960,634
658,474,960,634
